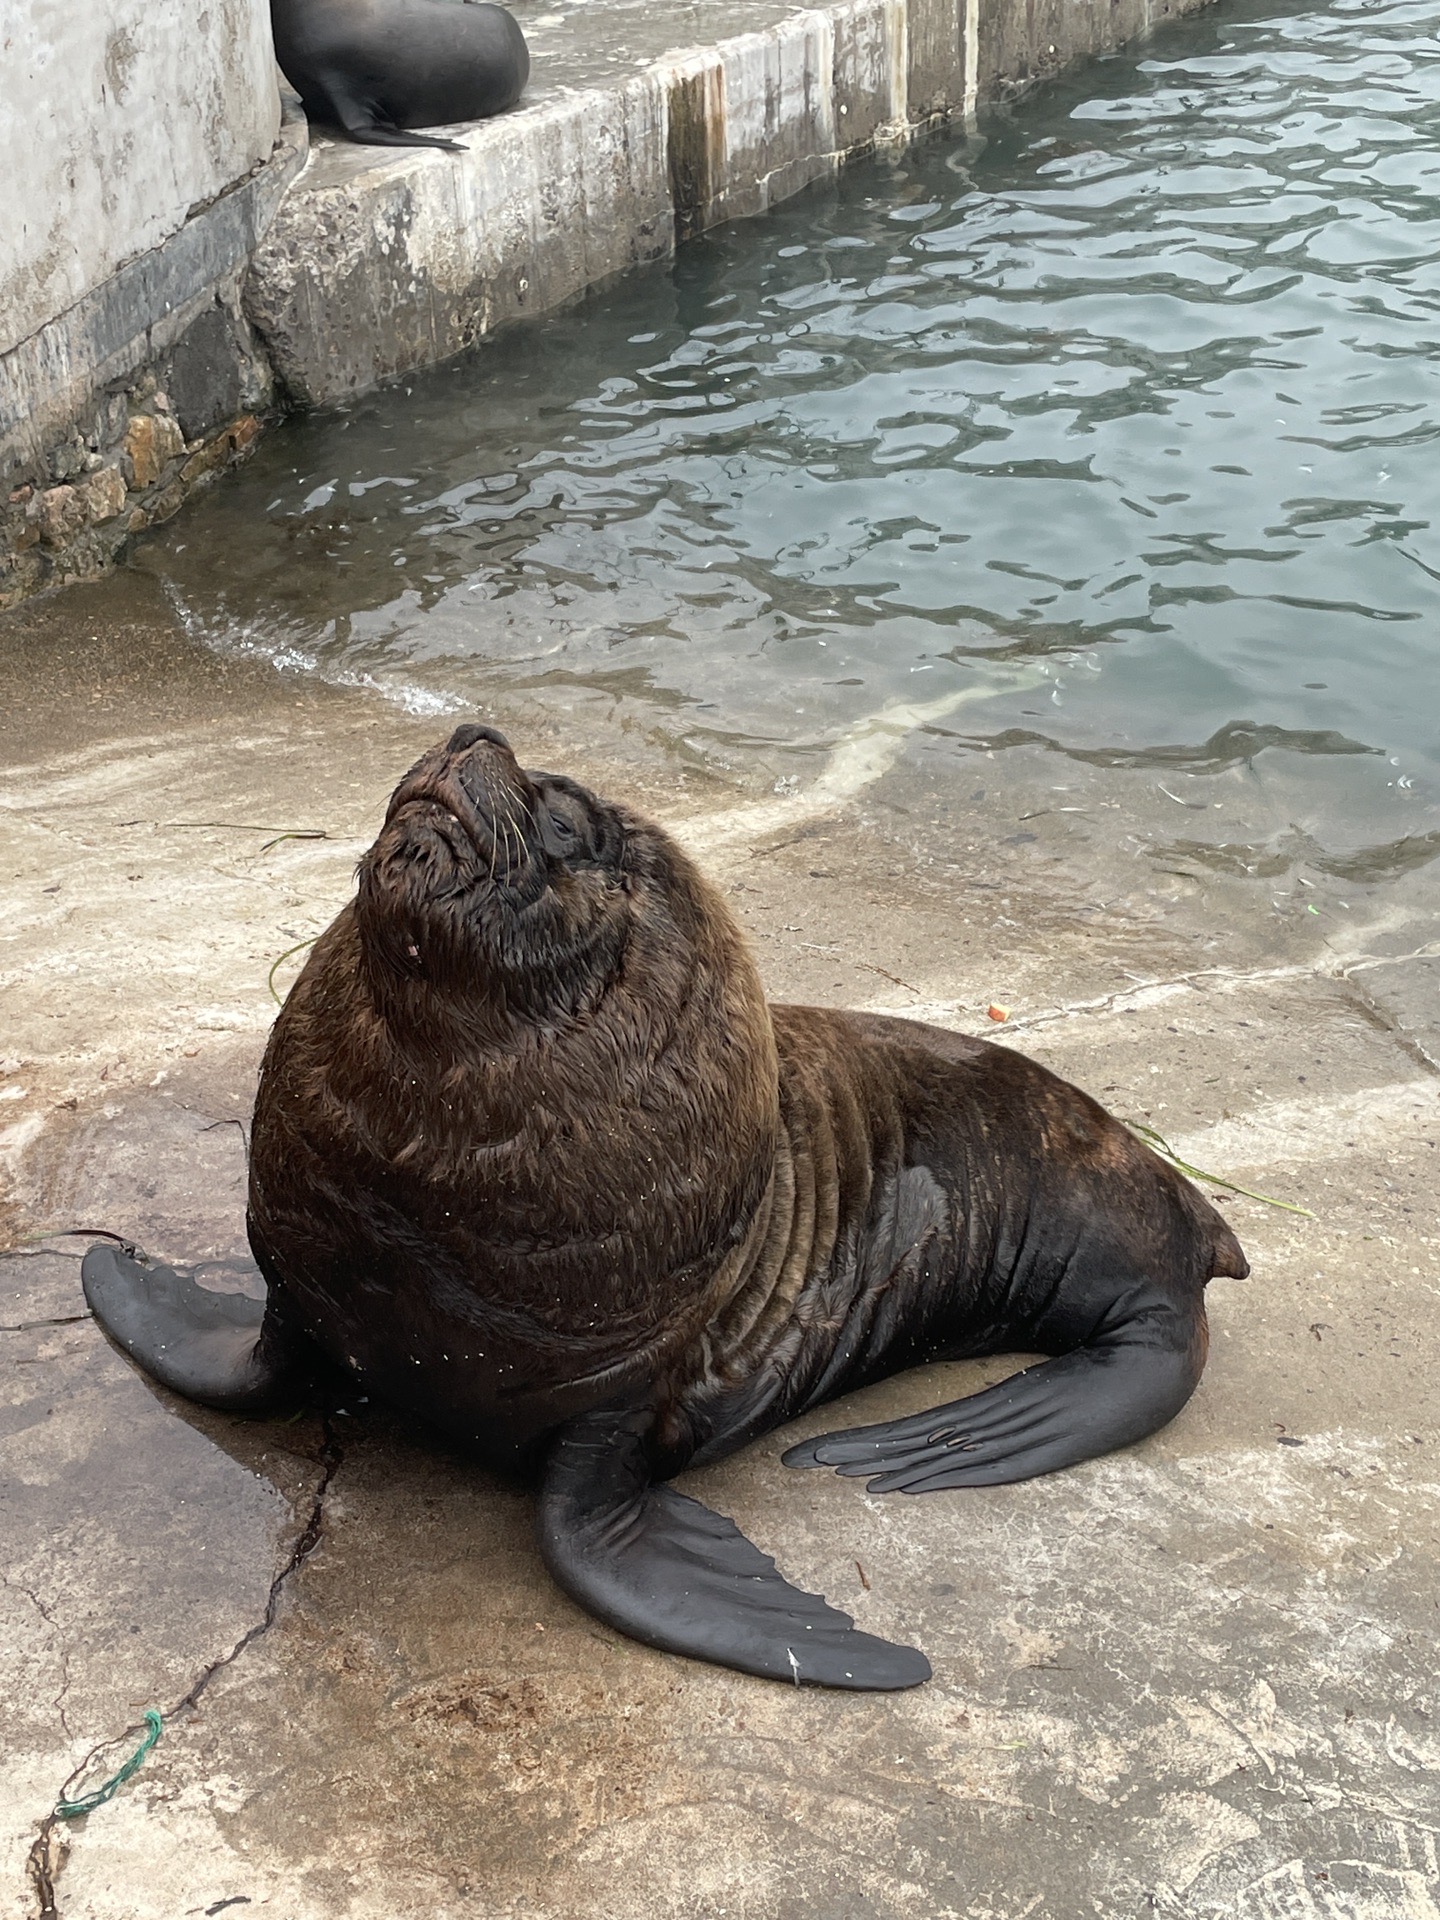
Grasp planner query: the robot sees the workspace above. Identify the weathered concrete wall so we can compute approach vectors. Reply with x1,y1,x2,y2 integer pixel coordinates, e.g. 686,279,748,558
0,0,296,607
0,0,281,356
975,0,1170,96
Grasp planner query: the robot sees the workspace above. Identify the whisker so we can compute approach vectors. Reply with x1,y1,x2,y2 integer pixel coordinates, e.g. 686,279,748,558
509,809,524,873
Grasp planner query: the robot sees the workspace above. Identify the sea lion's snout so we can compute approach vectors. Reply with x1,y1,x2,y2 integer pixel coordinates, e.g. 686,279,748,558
381,723,534,862
446,722,511,756
452,728,531,825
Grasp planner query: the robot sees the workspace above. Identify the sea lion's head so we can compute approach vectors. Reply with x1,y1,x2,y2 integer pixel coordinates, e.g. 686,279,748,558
357,724,632,1017
354,725,772,1062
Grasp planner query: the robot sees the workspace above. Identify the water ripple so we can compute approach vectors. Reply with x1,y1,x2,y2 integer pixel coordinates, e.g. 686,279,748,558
140,0,1440,875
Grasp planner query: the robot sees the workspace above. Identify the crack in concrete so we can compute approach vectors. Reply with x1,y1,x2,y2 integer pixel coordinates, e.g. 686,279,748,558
866,941,1440,1053
25,1415,344,1920
8,1577,77,1743
0,1314,91,1334
1,1252,92,1335
169,1416,343,1719
25,1821,67,1920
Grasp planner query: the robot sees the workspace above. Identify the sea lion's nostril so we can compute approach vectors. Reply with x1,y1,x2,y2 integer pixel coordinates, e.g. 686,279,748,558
447,723,510,755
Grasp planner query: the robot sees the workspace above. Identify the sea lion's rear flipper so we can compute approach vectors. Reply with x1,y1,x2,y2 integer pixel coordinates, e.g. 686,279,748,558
538,1403,931,1691
341,122,468,153
82,1241,306,1414
312,71,468,151
784,1287,1205,1493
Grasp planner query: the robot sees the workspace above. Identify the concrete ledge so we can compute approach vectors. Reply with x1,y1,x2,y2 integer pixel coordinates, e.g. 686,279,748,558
247,71,672,405
246,0,1212,408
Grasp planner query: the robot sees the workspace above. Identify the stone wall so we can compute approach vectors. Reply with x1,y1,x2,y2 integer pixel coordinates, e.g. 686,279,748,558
2,385,265,612
0,0,299,608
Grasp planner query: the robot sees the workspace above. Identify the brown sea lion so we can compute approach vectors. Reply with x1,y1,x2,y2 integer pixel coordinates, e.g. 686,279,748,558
83,724,1248,1690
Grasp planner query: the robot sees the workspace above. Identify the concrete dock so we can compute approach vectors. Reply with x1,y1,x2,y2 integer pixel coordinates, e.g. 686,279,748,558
2,575,1437,1919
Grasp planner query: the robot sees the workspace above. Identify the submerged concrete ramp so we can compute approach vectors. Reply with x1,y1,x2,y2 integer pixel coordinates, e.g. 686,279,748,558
246,0,1213,405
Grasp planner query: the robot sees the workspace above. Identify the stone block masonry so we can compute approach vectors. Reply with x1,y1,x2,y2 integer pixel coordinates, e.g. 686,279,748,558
0,113,307,608
2,390,264,612
1,0,1216,607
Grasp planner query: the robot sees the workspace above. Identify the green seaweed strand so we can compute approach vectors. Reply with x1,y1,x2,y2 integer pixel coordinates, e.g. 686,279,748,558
1124,1120,1315,1219
267,936,319,1005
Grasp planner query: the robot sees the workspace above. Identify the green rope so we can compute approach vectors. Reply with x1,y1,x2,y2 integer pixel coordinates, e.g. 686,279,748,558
1124,1120,1316,1218
55,1711,163,1820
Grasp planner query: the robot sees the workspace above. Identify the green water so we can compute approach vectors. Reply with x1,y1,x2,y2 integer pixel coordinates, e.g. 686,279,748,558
146,0,1440,882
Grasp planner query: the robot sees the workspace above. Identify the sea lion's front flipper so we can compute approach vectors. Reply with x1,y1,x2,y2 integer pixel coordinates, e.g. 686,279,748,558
538,1403,931,1691
82,1241,306,1414
784,1288,1204,1493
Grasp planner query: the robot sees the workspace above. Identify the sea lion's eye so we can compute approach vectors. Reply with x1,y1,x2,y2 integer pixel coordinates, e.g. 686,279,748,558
537,780,604,861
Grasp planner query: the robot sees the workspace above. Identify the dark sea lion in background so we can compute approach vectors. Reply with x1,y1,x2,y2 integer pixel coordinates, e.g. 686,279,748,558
271,0,529,152
83,726,1248,1690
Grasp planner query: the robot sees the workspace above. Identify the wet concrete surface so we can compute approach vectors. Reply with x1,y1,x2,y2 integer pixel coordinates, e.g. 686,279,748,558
2,580,1437,1919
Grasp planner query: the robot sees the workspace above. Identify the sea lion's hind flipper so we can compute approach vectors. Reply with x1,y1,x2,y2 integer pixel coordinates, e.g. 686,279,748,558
785,1289,1204,1493
82,1242,306,1414
342,122,468,153
311,70,468,150
539,1404,930,1691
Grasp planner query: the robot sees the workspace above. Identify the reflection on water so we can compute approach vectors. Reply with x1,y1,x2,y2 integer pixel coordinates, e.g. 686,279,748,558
142,0,1440,883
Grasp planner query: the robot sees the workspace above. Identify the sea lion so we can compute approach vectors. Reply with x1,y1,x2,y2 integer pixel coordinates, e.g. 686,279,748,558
271,0,529,152
83,725,1248,1691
